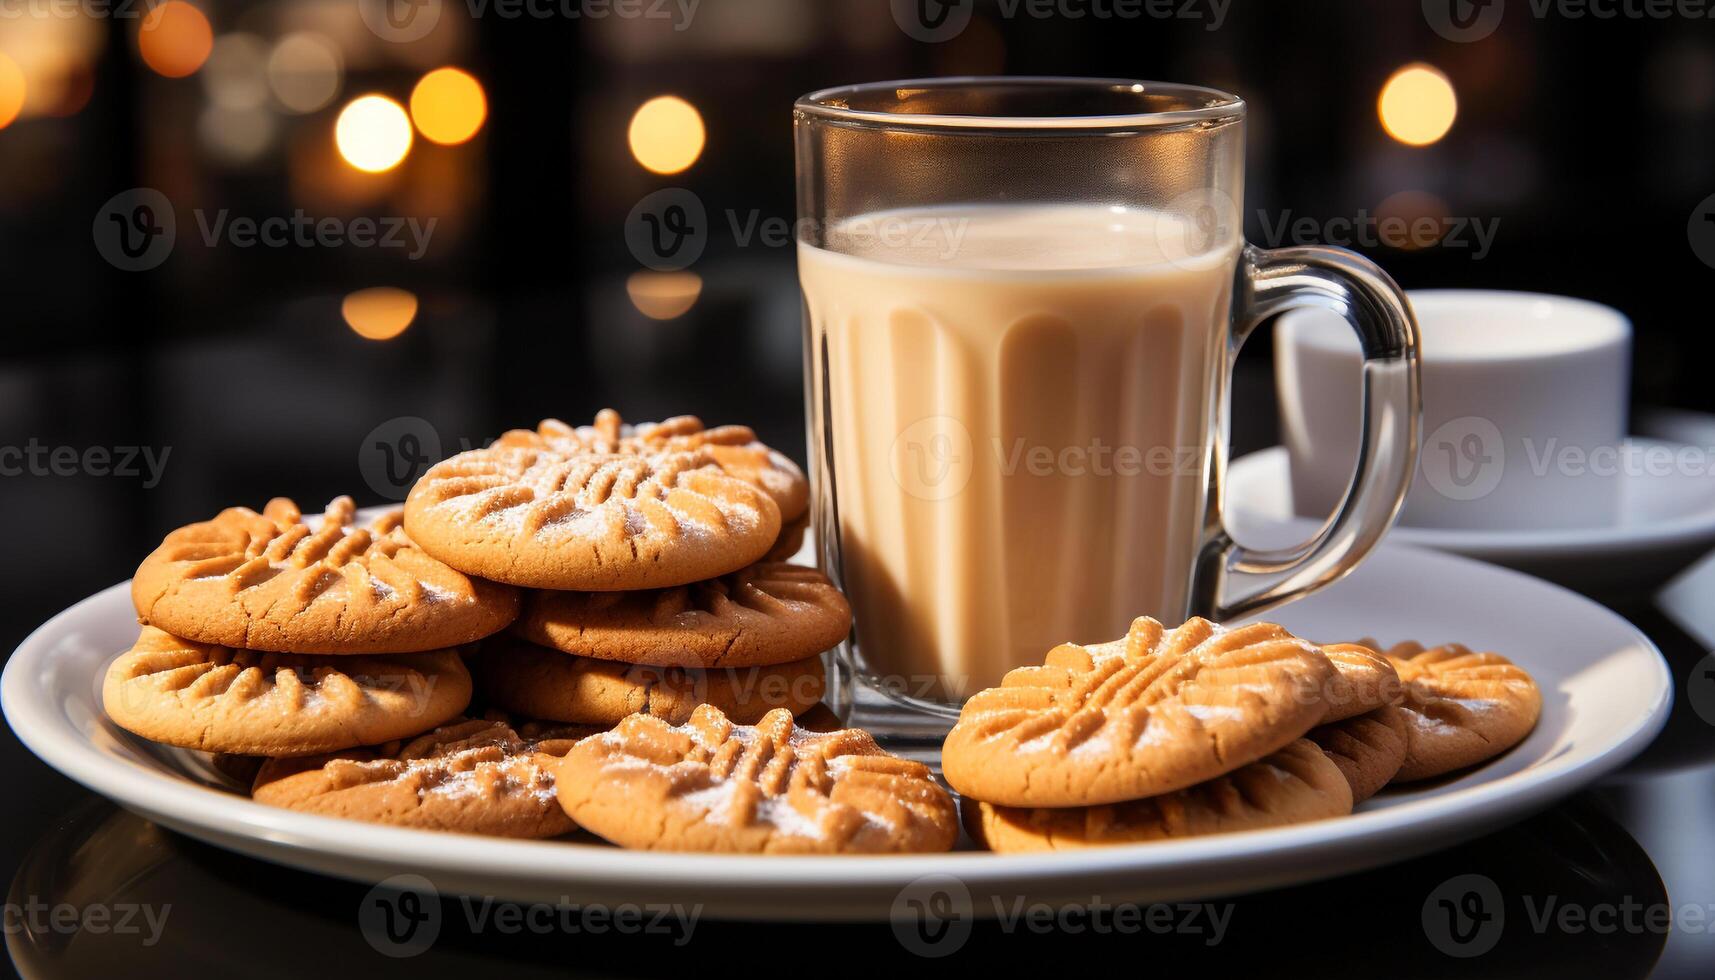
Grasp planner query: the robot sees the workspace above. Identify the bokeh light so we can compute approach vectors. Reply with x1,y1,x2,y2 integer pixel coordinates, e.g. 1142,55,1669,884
628,95,705,174
342,288,419,340
626,271,704,320
268,33,342,114
137,1,214,79
410,67,486,145
335,94,413,173
0,53,24,130
1378,64,1458,147
200,104,276,164
1375,190,1451,250
202,33,269,110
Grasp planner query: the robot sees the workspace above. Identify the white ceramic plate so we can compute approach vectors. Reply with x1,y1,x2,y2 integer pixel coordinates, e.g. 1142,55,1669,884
1229,442,1715,593
2,542,1670,921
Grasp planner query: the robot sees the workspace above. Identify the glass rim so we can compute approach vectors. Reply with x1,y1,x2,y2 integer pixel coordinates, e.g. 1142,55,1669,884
794,76,1245,131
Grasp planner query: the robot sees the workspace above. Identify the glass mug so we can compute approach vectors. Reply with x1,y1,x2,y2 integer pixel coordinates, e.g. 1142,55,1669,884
794,78,1421,716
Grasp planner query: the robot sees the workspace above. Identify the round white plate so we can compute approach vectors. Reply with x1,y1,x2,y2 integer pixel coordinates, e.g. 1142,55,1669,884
3,542,1670,921
1229,442,1715,593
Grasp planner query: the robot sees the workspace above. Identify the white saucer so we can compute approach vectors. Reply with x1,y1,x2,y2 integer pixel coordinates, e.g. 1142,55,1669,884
1228,440,1715,593
2,538,1670,919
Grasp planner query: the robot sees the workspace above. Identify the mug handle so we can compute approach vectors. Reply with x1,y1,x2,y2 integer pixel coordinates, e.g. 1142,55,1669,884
1191,244,1422,621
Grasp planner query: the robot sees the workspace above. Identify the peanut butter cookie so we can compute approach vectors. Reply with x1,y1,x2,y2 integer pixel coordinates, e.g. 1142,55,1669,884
1307,704,1409,803
515,562,850,668
252,717,593,837
966,739,1351,852
496,409,808,522
471,636,826,726
556,705,957,853
405,446,780,591
1378,641,1542,782
1318,643,1403,724
942,617,1334,808
132,497,519,654
103,627,471,756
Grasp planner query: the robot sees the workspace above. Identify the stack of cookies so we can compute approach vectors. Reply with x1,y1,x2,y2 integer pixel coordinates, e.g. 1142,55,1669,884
942,616,1541,852
103,497,595,837
401,411,853,734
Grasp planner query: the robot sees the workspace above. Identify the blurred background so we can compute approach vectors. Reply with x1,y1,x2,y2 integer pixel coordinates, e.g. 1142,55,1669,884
2,0,1712,659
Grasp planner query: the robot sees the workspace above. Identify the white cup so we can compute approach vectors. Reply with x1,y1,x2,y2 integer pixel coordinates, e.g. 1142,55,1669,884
1277,290,1631,531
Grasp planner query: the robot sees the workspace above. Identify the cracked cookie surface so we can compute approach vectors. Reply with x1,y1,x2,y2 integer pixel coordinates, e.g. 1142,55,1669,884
941,616,1335,808
556,705,957,853
1371,641,1542,782
404,446,780,591
1318,643,1403,724
132,496,519,654
252,717,593,837
472,635,825,726
966,738,1351,852
515,562,850,668
495,409,808,523
103,627,471,756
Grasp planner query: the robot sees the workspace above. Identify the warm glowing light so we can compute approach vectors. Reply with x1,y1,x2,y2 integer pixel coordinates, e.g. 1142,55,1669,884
1375,190,1451,250
342,288,419,340
0,54,24,130
410,67,487,145
268,32,342,114
335,95,413,173
202,33,269,110
1378,64,1457,146
626,271,703,320
200,104,275,164
628,95,705,174
137,2,214,79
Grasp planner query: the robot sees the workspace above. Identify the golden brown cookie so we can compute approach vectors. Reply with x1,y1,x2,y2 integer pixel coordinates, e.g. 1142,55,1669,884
103,627,472,756
496,409,809,522
1307,704,1409,803
941,617,1334,808
132,497,520,654
252,717,589,837
515,562,851,668
471,636,826,726
1378,641,1542,782
764,512,810,563
965,739,1352,853
557,705,957,853
404,446,781,591
1318,643,1403,724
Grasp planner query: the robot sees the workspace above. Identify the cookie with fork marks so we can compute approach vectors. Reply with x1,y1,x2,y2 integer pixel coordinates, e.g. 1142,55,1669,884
556,705,958,853
404,446,781,591
132,497,519,654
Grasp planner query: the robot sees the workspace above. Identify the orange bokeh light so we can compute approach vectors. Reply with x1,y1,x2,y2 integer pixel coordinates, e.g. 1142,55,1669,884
410,67,487,145
137,2,214,79
0,53,24,130
342,287,419,340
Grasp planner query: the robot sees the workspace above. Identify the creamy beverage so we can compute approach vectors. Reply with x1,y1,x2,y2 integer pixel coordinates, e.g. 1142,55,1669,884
799,204,1239,699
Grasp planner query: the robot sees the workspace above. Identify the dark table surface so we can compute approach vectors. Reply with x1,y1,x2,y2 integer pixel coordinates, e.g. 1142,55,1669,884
2,585,1712,979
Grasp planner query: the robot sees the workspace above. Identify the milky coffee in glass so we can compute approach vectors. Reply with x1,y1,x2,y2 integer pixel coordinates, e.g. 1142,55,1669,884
795,80,1421,715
